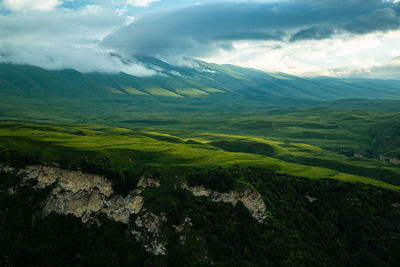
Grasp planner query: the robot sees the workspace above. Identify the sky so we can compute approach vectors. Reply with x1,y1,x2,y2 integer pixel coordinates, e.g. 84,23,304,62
0,0,399,78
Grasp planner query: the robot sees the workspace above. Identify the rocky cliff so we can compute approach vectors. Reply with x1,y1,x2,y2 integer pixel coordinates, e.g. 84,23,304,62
23,165,144,224
3,165,269,255
181,183,268,223
379,155,400,165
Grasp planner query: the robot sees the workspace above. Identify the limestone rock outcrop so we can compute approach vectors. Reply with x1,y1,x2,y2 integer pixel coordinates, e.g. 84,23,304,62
22,165,143,223
2,165,269,255
181,183,269,223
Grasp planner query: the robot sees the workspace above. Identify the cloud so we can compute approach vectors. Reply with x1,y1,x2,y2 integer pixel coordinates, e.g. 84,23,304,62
126,0,160,7
0,43,156,76
102,2,303,59
0,5,123,43
376,56,400,78
103,0,400,60
0,5,155,76
213,30,286,41
0,0,62,11
200,31,400,78
290,27,334,42
348,63,400,79
1,0,399,78
344,8,400,34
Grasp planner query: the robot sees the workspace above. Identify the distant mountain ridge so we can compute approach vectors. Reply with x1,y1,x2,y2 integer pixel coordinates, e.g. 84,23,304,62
1,57,400,101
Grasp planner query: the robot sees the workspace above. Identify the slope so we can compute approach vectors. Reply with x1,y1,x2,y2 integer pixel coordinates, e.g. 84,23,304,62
0,121,399,191
1,58,400,101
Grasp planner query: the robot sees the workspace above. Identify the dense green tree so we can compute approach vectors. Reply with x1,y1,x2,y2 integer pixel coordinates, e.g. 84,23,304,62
1,166,400,266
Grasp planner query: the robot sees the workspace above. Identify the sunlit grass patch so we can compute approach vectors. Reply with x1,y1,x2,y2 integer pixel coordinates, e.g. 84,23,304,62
144,87,182,97
0,120,399,191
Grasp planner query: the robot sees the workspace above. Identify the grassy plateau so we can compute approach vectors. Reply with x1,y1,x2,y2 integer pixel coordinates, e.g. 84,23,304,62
1,120,399,191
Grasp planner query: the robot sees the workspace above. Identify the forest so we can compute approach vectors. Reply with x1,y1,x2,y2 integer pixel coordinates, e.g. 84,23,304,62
1,163,399,266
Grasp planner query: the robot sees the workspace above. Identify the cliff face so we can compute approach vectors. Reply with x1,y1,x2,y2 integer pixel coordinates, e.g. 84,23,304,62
6,165,269,255
20,165,168,255
23,165,144,224
181,183,268,223
379,155,400,165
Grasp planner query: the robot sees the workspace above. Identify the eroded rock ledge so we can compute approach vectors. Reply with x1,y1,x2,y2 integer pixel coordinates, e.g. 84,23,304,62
379,155,400,165
181,183,268,223
2,165,269,255
15,165,168,255
23,165,145,224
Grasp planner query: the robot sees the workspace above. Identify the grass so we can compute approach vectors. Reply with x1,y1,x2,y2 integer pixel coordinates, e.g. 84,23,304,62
0,120,399,191
122,87,149,95
202,88,224,93
143,87,182,97
108,87,125,94
1,94,400,159
175,88,208,97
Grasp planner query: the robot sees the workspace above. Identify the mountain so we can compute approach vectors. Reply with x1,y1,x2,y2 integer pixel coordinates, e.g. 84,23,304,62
1,58,400,160
1,57,400,101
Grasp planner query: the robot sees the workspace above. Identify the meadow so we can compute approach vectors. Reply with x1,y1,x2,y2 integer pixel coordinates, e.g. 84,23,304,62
1,62,400,192
1,120,399,191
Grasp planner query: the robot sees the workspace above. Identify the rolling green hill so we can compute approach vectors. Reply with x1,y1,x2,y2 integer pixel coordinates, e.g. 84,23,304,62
0,59,399,180
1,59,400,160
0,121,399,191
1,58,400,100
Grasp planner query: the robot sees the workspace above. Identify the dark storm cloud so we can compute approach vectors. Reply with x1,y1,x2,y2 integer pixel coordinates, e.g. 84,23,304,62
103,0,400,59
344,7,400,34
290,27,334,42
211,30,286,41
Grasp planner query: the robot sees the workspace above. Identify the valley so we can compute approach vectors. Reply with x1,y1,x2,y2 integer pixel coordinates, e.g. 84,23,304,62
2,0,400,265
1,59,400,266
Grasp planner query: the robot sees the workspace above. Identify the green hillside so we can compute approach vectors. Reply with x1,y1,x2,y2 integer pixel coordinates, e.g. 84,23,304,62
1,59,400,100
1,60,399,187
0,121,399,191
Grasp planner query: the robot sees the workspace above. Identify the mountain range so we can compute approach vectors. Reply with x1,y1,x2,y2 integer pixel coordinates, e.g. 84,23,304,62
1,56,400,101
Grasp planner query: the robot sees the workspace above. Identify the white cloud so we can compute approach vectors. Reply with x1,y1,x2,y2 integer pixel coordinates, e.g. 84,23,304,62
126,0,160,7
201,30,400,78
0,5,122,44
0,43,156,76
391,49,400,57
0,0,62,11
0,5,156,76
